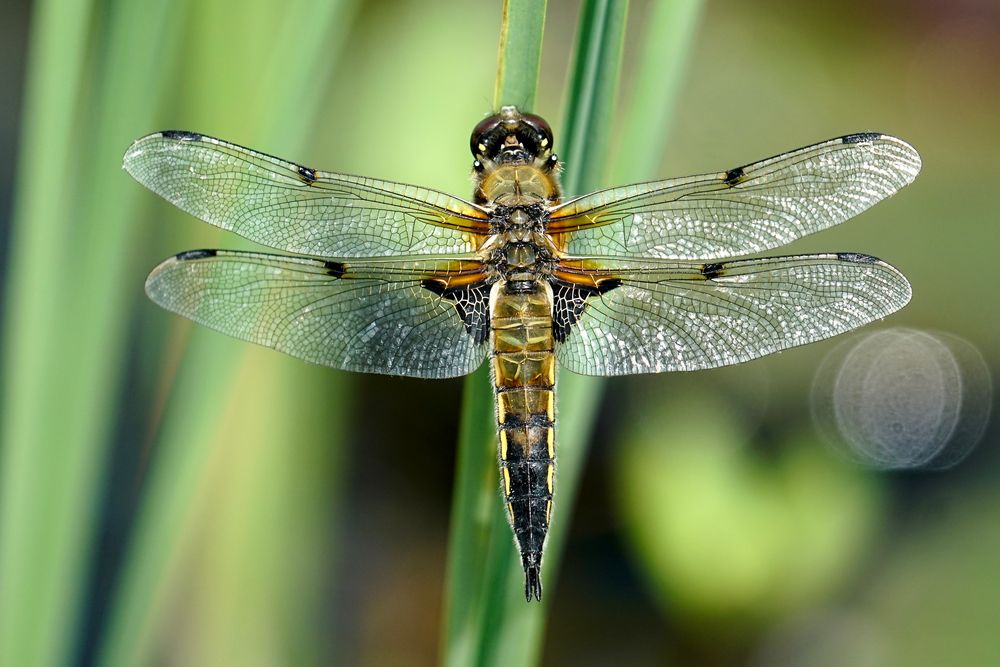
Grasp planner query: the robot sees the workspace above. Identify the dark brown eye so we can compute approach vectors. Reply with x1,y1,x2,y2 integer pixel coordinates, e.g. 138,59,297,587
521,113,554,151
470,114,502,156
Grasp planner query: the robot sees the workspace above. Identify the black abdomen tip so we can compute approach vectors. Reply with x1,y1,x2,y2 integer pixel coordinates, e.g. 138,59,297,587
522,552,543,601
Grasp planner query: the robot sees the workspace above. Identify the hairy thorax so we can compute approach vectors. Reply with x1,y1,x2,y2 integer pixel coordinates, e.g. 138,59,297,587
477,163,562,288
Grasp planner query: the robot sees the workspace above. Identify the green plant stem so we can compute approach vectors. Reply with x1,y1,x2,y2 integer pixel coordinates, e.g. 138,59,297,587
0,1,182,665
443,1,702,663
614,0,703,184
494,0,547,110
95,3,360,665
441,2,547,665
560,0,630,196
0,1,95,662
550,5,704,638
511,4,632,663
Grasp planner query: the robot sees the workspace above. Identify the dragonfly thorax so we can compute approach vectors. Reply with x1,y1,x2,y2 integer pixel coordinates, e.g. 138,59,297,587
480,202,558,285
480,234,555,284
476,163,560,206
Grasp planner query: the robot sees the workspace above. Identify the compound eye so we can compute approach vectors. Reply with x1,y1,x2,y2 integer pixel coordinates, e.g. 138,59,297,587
521,113,554,151
470,114,502,156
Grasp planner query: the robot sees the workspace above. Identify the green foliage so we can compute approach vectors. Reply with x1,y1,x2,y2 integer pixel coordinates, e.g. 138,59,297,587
617,392,883,622
97,4,361,665
442,4,550,664
494,0,548,112
0,1,185,664
11,0,994,665
442,1,701,665
0,0,704,663
1,2,360,665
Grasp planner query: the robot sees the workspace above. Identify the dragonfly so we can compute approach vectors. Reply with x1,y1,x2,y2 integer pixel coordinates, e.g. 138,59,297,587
124,106,920,601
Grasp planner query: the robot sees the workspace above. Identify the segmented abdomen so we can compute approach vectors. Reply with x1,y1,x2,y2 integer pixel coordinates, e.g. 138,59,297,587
489,280,556,601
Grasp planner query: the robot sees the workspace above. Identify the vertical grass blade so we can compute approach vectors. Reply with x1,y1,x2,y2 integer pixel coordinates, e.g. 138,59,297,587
440,368,504,667
493,0,548,111
504,0,702,662
440,2,547,665
442,0,704,662
480,3,633,661
0,2,95,664
559,0,630,197
95,3,360,665
453,5,636,658
0,1,187,665
613,0,704,184
552,2,703,636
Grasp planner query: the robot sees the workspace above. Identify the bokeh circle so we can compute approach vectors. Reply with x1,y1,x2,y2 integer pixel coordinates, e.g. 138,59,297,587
811,328,991,470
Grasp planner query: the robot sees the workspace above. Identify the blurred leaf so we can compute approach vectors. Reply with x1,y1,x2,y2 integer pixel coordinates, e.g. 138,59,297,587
552,3,705,618
559,0,629,197
543,0,632,590
612,0,703,184
862,484,1000,667
96,2,360,665
616,391,884,626
441,3,548,665
0,1,186,664
493,0,547,111
447,0,634,664
444,1,704,664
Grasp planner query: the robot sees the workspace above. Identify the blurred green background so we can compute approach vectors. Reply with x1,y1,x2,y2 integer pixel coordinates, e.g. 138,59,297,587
0,0,998,665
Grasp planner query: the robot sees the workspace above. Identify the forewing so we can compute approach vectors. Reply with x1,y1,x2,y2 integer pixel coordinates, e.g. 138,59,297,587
548,134,920,259
124,131,489,258
555,253,911,375
145,250,490,378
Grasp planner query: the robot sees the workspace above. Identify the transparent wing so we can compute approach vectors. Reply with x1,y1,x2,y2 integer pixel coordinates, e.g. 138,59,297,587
555,253,911,375
124,131,490,258
145,250,490,378
548,134,921,260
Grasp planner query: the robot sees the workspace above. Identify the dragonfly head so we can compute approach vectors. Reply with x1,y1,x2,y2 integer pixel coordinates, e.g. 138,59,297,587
471,105,554,166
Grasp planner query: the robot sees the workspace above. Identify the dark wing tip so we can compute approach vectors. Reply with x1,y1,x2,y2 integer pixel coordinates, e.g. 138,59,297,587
124,130,204,164
833,252,913,310
174,248,218,261
839,133,923,191
159,129,204,142
841,132,883,144
522,553,543,602
145,249,219,300
835,251,879,264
